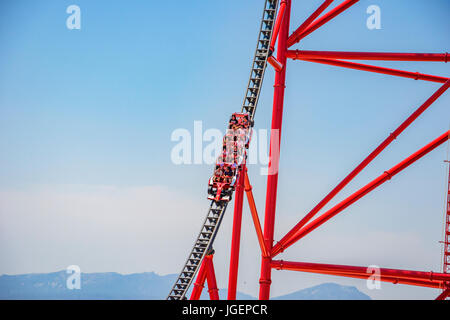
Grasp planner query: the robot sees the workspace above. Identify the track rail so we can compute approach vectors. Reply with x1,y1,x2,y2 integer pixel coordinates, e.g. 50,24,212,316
167,201,228,300
167,0,279,300
242,0,279,123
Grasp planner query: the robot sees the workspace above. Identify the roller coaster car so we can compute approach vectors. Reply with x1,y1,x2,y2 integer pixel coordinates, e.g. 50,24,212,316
228,112,252,129
226,123,252,151
207,164,237,202
219,143,246,167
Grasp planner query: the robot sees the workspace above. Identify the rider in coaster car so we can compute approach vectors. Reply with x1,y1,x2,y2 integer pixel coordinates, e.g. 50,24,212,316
214,166,224,182
236,140,245,154
243,114,250,127
225,130,234,142
217,152,225,164
237,115,247,127
229,115,238,129
224,166,234,183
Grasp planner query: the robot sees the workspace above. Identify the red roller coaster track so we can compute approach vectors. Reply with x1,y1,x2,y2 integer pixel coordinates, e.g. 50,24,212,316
168,0,450,300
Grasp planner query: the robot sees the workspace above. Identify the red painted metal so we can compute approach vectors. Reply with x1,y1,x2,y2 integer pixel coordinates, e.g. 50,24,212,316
287,0,333,48
259,0,291,300
244,170,270,258
227,166,246,300
436,288,450,300
190,254,218,300
267,55,284,72
275,130,450,253
287,56,450,83
205,255,220,300
257,0,449,300
287,50,449,62
255,0,449,300
289,0,360,44
320,273,444,289
190,256,208,300
271,260,450,289
270,0,287,53
272,80,450,256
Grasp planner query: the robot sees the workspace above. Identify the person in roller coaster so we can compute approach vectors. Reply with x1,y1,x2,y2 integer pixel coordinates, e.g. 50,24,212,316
223,134,235,157
224,130,234,144
224,166,234,183
229,114,238,129
238,115,250,128
236,138,245,162
229,113,249,130
225,151,234,164
213,165,224,183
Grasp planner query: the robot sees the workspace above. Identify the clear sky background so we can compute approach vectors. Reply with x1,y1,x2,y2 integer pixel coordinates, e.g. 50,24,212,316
0,0,449,299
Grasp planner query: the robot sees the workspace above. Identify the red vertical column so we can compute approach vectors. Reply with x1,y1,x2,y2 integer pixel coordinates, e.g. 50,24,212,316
259,0,291,300
227,166,246,300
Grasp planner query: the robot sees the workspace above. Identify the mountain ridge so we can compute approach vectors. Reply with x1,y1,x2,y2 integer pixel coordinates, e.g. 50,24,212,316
0,271,370,300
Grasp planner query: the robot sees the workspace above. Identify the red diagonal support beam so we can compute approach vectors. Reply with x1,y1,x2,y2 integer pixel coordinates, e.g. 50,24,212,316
287,50,449,62
286,56,450,83
289,0,359,44
272,80,450,256
287,0,334,48
436,288,450,300
273,130,450,255
267,55,283,72
271,260,450,289
190,255,209,300
205,255,220,300
244,171,270,258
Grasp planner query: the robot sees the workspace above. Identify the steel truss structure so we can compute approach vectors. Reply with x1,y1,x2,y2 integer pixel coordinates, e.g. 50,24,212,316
168,0,450,300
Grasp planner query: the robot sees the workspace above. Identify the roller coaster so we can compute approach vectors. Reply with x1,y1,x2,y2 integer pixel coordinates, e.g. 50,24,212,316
167,0,450,300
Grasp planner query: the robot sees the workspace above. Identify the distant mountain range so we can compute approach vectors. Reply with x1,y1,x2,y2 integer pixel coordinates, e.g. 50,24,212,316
273,282,370,300
0,271,370,300
0,271,175,300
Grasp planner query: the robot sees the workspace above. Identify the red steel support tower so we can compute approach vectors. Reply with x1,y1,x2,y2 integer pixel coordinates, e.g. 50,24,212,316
258,0,450,300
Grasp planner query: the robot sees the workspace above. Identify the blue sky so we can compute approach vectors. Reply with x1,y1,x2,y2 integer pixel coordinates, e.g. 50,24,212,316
0,0,449,299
